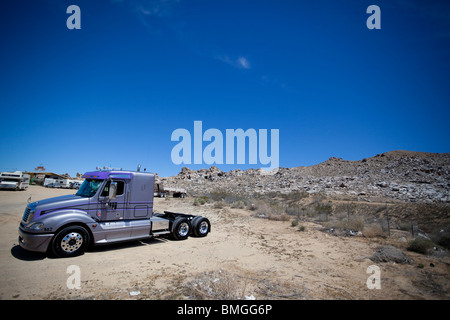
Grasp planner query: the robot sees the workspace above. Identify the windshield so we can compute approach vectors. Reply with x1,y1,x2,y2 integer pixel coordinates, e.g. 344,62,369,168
76,179,103,197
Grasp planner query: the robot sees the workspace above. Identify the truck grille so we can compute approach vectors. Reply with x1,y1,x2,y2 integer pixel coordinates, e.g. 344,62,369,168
22,207,31,222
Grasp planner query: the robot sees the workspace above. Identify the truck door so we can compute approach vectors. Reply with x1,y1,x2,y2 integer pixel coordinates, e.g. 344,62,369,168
98,180,126,221
97,180,132,241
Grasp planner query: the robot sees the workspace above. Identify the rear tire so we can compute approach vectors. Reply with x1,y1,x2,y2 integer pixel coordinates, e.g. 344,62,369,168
191,216,210,237
171,217,191,240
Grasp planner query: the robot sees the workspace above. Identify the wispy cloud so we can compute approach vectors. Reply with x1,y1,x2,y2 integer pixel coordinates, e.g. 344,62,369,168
111,0,181,19
237,56,250,69
114,0,183,36
134,0,180,17
115,1,254,72
215,55,251,69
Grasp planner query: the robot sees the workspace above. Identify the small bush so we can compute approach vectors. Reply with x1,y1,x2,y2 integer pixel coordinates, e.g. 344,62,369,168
291,219,299,227
231,200,246,209
253,201,272,218
437,233,450,250
213,201,227,209
363,224,385,238
268,213,290,221
298,225,306,232
184,270,245,300
337,217,365,232
407,237,435,254
193,197,208,206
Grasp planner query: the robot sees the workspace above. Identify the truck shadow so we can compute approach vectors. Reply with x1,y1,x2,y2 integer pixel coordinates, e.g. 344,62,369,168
11,237,169,260
87,237,169,254
10,245,47,261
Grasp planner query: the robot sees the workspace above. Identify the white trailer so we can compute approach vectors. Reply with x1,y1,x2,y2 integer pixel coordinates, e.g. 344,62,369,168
44,178,75,188
154,182,187,198
44,178,57,187
69,180,83,189
0,171,30,190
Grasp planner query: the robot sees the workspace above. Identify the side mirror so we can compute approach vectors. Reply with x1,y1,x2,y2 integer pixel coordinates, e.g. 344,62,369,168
109,182,117,199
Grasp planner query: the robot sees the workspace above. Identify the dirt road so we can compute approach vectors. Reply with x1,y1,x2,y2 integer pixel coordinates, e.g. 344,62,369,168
0,186,448,300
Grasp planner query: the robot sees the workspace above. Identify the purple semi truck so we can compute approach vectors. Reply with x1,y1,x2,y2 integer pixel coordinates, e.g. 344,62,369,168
18,169,210,257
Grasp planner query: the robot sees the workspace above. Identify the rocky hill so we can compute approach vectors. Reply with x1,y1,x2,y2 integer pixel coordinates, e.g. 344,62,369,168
160,150,450,204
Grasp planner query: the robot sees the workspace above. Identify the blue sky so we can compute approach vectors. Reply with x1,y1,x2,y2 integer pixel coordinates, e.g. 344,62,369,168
0,0,449,177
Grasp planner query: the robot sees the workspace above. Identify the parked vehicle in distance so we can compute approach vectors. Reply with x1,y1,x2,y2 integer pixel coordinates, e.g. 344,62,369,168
70,181,83,189
45,183,61,188
154,182,187,198
44,178,81,189
0,171,30,191
18,168,210,257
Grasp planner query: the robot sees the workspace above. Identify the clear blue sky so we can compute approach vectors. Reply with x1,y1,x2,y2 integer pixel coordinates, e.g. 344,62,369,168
1,0,449,177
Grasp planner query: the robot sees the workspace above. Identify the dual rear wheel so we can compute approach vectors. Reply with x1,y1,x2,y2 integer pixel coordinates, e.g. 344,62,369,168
171,216,211,240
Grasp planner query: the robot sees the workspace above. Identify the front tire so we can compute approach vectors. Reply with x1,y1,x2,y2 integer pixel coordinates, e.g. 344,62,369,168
52,226,90,258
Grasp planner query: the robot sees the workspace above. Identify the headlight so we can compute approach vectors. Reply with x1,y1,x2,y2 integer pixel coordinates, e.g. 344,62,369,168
29,223,44,230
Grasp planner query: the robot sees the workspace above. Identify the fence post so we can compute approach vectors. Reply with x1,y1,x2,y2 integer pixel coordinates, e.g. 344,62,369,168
385,203,390,237
347,201,351,221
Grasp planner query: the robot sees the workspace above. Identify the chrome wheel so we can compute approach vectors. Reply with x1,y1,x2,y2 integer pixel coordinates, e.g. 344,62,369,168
60,232,83,253
199,221,209,235
178,222,190,237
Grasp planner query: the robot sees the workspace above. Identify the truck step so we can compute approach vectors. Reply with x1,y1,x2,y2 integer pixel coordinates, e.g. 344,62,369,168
152,230,171,236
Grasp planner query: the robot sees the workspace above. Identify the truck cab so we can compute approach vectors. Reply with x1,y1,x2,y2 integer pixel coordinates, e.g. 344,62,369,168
18,170,210,257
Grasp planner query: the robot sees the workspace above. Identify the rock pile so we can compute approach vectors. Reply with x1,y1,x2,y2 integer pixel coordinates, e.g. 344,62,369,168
160,150,450,204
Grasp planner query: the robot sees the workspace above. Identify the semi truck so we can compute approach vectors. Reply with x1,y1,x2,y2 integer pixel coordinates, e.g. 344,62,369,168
0,171,30,190
18,169,211,258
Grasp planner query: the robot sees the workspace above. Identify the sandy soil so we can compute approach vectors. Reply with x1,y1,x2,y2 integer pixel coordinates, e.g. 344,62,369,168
0,186,449,300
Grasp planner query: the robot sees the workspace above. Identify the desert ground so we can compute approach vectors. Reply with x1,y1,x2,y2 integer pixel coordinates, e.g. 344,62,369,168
0,186,449,300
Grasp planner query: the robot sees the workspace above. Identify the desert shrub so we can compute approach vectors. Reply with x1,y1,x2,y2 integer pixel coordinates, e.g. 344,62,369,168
407,237,435,254
430,230,450,250
437,233,450,250
193,197,208,206
231,200,246,209
315,202,333,215
184,270,248,300
298,225,306,232
337,217,365,232
279,190,308,201
397,221,413,232
252,201,272,218
363,223,385,238
291,219,299,227
208,189,230,201
268,213,290,221
285,204,301,216
213,201,227,209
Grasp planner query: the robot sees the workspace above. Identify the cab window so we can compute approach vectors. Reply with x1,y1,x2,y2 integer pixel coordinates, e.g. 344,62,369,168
101,180,125,197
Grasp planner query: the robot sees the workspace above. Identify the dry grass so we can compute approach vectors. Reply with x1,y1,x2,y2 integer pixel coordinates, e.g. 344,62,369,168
183,267,307,300
363,223,386,238
183,269,249,300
